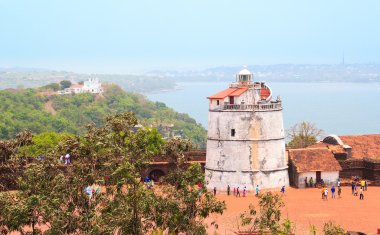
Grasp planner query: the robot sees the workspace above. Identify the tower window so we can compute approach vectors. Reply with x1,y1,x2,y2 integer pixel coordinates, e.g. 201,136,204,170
217,100,220,105
231,129,236,137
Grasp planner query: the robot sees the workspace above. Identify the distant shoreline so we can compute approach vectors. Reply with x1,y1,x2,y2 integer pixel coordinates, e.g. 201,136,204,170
141,80,380,95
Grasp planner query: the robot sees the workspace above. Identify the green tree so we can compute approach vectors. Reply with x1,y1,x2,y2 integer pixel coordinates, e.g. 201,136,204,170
0,191,43,235
0,112,222,234
19,132,73,157
239,192,292,234
0,130,33,162
157,139,226,233
59,80,72,89
41,83,61,91
287,121,324,149
323,221,345,235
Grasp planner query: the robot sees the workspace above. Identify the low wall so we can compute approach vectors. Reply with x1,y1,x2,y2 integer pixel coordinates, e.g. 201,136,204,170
338,159,364,179
338,158,380,185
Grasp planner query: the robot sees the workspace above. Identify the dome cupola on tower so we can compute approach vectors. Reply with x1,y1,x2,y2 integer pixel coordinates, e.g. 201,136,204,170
237,66,253,83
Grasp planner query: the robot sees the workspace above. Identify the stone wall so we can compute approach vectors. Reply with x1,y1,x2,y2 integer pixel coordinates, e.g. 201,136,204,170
338,158,380,185
338,159,364,179
362,158,380,185
206,109,289,191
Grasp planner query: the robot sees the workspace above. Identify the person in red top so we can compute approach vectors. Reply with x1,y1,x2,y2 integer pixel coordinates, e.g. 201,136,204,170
236,187,240,197
197,181,203,201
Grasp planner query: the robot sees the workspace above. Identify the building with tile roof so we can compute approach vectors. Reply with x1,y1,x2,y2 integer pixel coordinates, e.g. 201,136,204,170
307,134,380,185
61,78,103,94
288,148,342,188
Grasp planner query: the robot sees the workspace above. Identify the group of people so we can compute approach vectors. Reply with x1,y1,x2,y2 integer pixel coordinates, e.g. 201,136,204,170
231,186,250,197
305,177,315,188
321,185,341,200
59,153,71,165
320,178,368,201
211,185,263,197
305,176,327,188
351,179,367,200
210,184,287,198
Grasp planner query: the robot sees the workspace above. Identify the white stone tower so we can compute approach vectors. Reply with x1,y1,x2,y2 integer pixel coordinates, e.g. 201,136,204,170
205,66,289,191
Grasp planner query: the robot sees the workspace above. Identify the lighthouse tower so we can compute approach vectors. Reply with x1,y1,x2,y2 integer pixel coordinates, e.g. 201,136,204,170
205,67,289,191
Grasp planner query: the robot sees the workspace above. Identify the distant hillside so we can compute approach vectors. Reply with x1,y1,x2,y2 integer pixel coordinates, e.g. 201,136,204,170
146,64,380,83
0,68,175,93
0,84,206,148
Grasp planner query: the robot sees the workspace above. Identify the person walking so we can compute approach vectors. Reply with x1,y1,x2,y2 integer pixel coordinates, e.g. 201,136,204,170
351,181,355,195
360,179,365,189
364,180,368,191
243,186,246,197
213,187,216,196
324,188,328,201
85,185,93,204
227,185,230,196
281,185,285,194
255,185,259,196
337,179,341,188
338,186,342,198
354,184,358,196
151,180,155,189
197,181,203,201
198,189,202,201
64,153,71,165
236,187,240,197
305,177,308,188
359,187,364,200
331,185,335,199
309,177,314,188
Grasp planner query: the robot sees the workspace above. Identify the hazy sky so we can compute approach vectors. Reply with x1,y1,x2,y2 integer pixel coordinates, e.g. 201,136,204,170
1,0,379,73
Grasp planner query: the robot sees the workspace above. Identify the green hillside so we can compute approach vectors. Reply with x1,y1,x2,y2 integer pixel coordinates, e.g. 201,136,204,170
0,85,206,148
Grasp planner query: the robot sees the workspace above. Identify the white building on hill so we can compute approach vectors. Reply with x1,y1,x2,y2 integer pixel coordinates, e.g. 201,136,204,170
62,78,103,94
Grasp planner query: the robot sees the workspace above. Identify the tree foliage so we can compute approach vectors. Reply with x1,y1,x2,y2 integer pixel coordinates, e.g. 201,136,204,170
286,121,324,149
323,221,345,235
239,192,294,234
40,83,60,91
59,80,72,89
0,84,206,148
0,130,33,162
19,132,73,157
0,112,223,234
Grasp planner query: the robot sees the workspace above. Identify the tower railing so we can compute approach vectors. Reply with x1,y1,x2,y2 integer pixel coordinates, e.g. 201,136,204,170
218,102,282,111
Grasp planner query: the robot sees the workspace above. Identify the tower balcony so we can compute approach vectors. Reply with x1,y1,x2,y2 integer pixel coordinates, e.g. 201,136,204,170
211,101,282,111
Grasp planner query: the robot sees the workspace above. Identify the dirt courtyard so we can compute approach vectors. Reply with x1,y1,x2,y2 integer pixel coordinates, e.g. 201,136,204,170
206,186,380,235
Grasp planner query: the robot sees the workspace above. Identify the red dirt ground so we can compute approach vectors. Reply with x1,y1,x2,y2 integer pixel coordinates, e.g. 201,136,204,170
206,186,380,235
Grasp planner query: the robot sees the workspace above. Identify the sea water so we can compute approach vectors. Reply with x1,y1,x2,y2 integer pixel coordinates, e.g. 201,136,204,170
145,82,380,135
